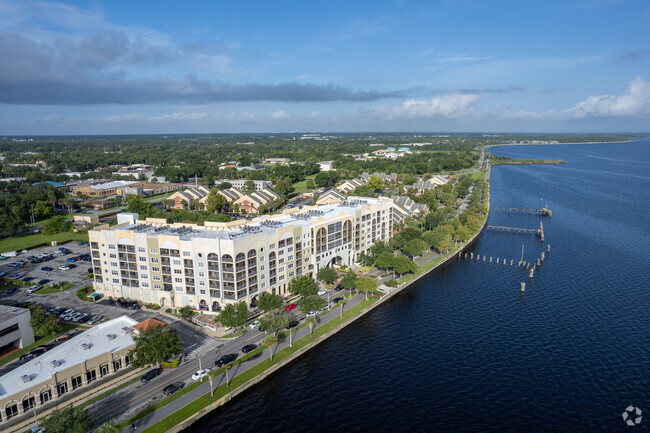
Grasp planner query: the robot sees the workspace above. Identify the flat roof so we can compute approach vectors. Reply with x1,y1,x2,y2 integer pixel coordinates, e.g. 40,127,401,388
0,305,30,322
108,197,388,242
90,181,138,190
0,316,138,398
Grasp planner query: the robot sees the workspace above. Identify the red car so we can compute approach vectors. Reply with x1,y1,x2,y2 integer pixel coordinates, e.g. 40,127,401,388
284,303,297,311
55,334,70,342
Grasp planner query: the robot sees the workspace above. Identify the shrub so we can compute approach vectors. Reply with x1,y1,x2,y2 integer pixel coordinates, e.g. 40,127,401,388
165,308,172,313
161,360,179,368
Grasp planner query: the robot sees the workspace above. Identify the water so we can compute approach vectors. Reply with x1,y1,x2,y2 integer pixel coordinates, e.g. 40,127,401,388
187,139,650,433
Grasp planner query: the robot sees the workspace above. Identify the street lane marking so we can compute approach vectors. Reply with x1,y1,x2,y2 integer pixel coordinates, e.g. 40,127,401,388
245,331,263,342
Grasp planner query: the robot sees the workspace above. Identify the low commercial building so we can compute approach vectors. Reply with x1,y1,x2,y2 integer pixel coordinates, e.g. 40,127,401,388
89,198,394,312
0,316,137,426
75,181,140,198
317,161,334,172
263,158,290,165
0,306,35,352
168,186,211,209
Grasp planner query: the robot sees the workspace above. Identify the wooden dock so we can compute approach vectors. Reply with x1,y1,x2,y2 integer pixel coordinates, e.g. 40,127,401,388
487,222,545,241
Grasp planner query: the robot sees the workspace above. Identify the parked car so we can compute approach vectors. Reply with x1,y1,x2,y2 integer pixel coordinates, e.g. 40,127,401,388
117,298,128,308
191,368,211,381
7,287,17,294
26,285,42,294
78,314,90,323
54,334,71,342
38,279,50,285
129,301,141,309
66,257,77,262
41,266,53,272
215,353,238,367
87,315,102,325
286,320,299,329
162,383,184,396
19,352,38,361
58,265,71,271
333,297,344,303
284,303,297,311
21,276,34,282
72,313,86,322
317,289,327,296
141,368,162,383
242,344,257,354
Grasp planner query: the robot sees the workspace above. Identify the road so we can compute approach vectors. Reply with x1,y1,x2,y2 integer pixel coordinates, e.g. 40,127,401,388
84,287,358,430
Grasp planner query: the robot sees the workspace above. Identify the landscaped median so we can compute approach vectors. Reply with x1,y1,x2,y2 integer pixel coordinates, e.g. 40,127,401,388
128,297,378,433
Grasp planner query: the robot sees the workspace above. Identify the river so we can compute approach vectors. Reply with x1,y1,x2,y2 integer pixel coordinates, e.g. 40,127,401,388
186,139,650,432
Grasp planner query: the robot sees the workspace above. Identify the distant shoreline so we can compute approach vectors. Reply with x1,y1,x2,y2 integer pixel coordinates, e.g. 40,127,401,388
486,139,635,149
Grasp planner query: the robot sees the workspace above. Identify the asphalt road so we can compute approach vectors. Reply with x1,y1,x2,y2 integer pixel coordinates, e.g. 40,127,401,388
86,287,358,431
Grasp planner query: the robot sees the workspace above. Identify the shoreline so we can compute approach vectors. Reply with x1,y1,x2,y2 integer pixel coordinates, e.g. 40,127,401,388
160,177,492,432
486,139,635,149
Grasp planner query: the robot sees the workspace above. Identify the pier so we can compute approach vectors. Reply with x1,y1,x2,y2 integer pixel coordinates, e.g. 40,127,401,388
497,205,552,217
487,222,544,240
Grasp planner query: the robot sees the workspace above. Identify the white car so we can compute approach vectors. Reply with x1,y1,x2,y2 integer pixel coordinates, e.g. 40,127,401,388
87,315,101,325
26,285,42,294
74,313,88,322
317,289,327,296
191,368,210,381
58,265,71,271
59,308,74,318
248,320,260,329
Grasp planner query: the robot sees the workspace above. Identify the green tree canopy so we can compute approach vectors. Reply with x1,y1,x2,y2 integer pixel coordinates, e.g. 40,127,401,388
206,188,226,213
305,178,315,189
393,253,417,275
288,275,318,297
131,325,182,367
259,309,291,334
340,270,357,289
316,267,337,284
375,251,395,270
29,305,62,337
218,301,249,328
404,239,429,257
367,175,383,190
243,179,256,194
356,276,379,300
42,215,73,235
257,292,283,312
41,406,94,433
97,421,121,433
300,295,326,313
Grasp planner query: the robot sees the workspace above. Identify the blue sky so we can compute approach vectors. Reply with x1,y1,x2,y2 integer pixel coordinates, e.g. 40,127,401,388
0,0,648,134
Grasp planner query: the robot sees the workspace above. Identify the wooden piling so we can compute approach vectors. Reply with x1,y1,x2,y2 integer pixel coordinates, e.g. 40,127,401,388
520,282,526,292
529,268,534,279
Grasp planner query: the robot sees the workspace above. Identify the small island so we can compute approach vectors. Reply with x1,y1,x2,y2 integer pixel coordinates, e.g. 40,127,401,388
490,155,566,166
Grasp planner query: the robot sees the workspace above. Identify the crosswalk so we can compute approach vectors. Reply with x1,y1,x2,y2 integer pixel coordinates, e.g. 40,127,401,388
183,338,220,361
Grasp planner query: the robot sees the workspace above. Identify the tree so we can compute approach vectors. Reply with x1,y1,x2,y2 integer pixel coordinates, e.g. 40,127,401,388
178,305,193,319
259,309,291,334
356,276,378,300
243,180,256,194
42,215,73,235
367,175,383,190
405,239,428,257
217,301,249,328
33,200,53,220
288,275,318,297
316,267,337,284
305,178,315,190
264,334,279,361
300,295,326,313
41,406,94,433
340,270,357,293
206,188,226,213
375,251,394,271
257,292,283,312
131,325,182,367
30,305,62,337
393,254,417,276
305,315,317,337
217,182,232,190
97,421,121,433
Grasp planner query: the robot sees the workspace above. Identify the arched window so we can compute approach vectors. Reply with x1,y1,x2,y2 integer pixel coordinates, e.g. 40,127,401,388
207,253,219,261
221,254,233,263
236,253,245,262
343,220,352,243
316,227,327,254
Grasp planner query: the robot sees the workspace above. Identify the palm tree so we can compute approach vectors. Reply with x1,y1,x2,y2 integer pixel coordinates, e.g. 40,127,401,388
339,299,348,319
263,335,278,362
305,316,317,338
225,363,232,388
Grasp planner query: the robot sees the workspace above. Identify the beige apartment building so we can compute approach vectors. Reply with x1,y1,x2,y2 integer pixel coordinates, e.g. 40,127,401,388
89,198,394,313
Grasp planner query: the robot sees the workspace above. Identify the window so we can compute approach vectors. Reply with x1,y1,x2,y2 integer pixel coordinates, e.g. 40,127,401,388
139,256,146,262
153,275,161,281
279,258,285,264
289,271,294,277
57,382,68,397
261,265,265,270
200,289,206,295
40,389,52,404
152,266,160,272
173,259,181,265
288,255,293,260
183,251,191,257
140,265,147,270
176,286,183,292
141,282,149,288
151,257,159,263
198,262,204,267
154,283,161,289
5,403,18,420
288,263,293,269
111,270,118,275
199,281,205,286
198,271,205,277
112,278,119,283
113,359,122,371
288,246,293,252
261,274,266,279
296,235,301,241
108,244,116,249
279,275,285,280
138,247,146,253
150,248,158,254
100,364,110,377
279,266,285,272
262,282,266,288
260,256,265,262
175,277,183,283
110,262,117,267
86,369,97,384
22,396,36,411
174,269,182,274
270,243,275,249
141,274,148,279
109,253,117,258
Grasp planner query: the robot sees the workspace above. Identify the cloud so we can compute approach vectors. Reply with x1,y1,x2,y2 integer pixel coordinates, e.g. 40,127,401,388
370,94,480,120
103,112,208,122
270,110,290,120
565,77,650,118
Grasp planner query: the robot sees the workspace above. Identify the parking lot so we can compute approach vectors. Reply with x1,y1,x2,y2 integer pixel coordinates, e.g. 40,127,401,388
0,241,94,289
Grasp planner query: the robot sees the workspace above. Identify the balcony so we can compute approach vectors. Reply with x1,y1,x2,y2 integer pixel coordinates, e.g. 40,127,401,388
186,288,196,295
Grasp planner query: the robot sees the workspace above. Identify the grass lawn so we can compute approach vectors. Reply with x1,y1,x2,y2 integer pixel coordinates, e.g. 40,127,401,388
291,174,317,196
458,171,486,182
141,297,377,433
35,282,75,294
0,231,89,254
0,323,79,367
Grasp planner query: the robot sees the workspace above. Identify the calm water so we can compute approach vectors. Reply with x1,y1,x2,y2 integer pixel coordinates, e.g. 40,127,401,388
187,139,650,433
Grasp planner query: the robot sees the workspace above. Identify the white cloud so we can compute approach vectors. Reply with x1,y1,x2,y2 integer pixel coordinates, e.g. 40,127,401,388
565,76,650,118
370,94,480,120
270,110,291,120
103,111,207,122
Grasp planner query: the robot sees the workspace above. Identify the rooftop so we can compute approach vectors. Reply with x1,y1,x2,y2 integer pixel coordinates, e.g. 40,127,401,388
90,181,139,190
107,197,388,241
0,316,138,398
0,304,30,322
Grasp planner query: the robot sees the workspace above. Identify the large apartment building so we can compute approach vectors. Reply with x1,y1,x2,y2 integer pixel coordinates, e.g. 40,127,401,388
89,198,394,313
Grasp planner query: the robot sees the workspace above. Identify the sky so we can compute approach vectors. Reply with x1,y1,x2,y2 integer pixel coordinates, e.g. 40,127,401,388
0,0,649,135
